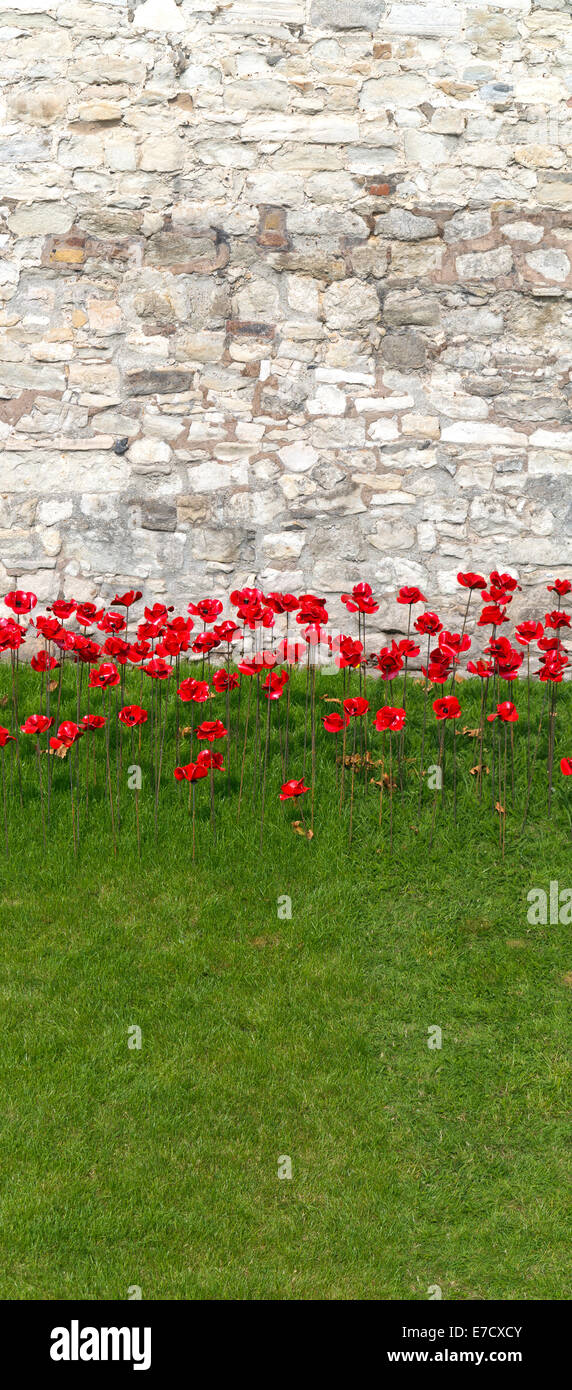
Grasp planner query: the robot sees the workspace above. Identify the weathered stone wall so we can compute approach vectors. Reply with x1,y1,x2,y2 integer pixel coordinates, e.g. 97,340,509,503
1,0,572,636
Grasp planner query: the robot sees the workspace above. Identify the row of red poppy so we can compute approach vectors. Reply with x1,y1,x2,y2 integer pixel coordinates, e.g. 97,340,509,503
2,694,571,798
0,571,570,687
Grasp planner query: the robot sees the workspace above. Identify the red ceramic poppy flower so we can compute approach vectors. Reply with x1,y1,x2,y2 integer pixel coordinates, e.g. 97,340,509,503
31,651,60,672
439,630,471,660
144,603,172,624
75,602,103,627
173,761,209,783
35,616,63,641
192,631,221,655
20,715,54,735
397,585,426,606
0,726,16,747
98,610,126,635
89,661,121,688
54,720,84,747
118,705,148,727
279,778,309,801
196,749,225,772
263,670,289,700
415,611,442,637
333,636,364,670
560,757,572,775
322,712,349,733
81,714,106,730
49,599,77,620
545,610,571,630
188,598,224,624
343,696,369,718
213,621,240,644
264,592,299,615
457,572,487,590
478,604,509,627
341,582,379,615
487,701,519,724
195,719,228,742
548,579,571,597
113,590,142,607
467,659,493,679
177,677,211,703
489,571,520,593
212,670,239,693
4,589,37,615
376,647,403,680
515,621,544,646
296,594,328,625
375,706,406,732
433,696,461,721
142,657,173,680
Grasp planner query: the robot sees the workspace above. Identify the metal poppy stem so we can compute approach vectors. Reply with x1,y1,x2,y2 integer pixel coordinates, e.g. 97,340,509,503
237,677,252,819
429,725,445,849
260,695,271,851
520,683,548,836
36,738,46,852
1,747,8,856
103,692,117,858
417,635,431,821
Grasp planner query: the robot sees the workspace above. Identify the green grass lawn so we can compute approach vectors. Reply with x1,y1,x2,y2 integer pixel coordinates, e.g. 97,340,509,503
0,665,570,1300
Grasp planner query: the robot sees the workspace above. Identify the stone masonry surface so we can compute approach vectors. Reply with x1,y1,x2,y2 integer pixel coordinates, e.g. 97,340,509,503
1,0,572,641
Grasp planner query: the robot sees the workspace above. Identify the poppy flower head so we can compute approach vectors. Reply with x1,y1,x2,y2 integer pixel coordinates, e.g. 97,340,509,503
414,611,442,637
343,696,369,719
81,714,106,730
515,621,544,646
548,579,571,598
112,590,142,608
195,719,228,742
545,610,571,630
49,599,77,621
196,749,225,772
341,582,379,616
376,647,403,680
457,572,486,590
20,714,54,736
433,696,461,721
30,651,60,672
89,661,120,689
560,757,572,776
4,589,37,615
322,712,349,734
487,701,519,724
279,778,309,801
173,761,209,783
375,706,406,733
0,726,16,747
177,678,211,703
333,635,364,670
118,705,148,727
142,657,173,680
212,670,239,693
187,598,224,625
397,586,426,606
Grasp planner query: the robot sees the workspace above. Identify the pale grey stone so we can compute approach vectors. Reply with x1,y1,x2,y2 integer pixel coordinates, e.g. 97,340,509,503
310,0,385,29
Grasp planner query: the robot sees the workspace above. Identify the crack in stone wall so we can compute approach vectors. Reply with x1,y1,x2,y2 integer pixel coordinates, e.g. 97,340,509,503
1,0,571,638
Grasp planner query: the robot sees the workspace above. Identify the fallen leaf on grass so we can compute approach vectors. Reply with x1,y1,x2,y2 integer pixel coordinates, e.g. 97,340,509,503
251,935,281,949
562,971,572,988
48,679,59,692
462,726,481,738
320,695,342,704
470,763,489,776
370,773,397,791
291,820,313,840
343,751,382,769
0,695,8,707
495,800,505,816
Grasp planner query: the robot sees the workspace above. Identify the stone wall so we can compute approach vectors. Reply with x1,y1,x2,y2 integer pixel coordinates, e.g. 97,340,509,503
1,0,572,638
